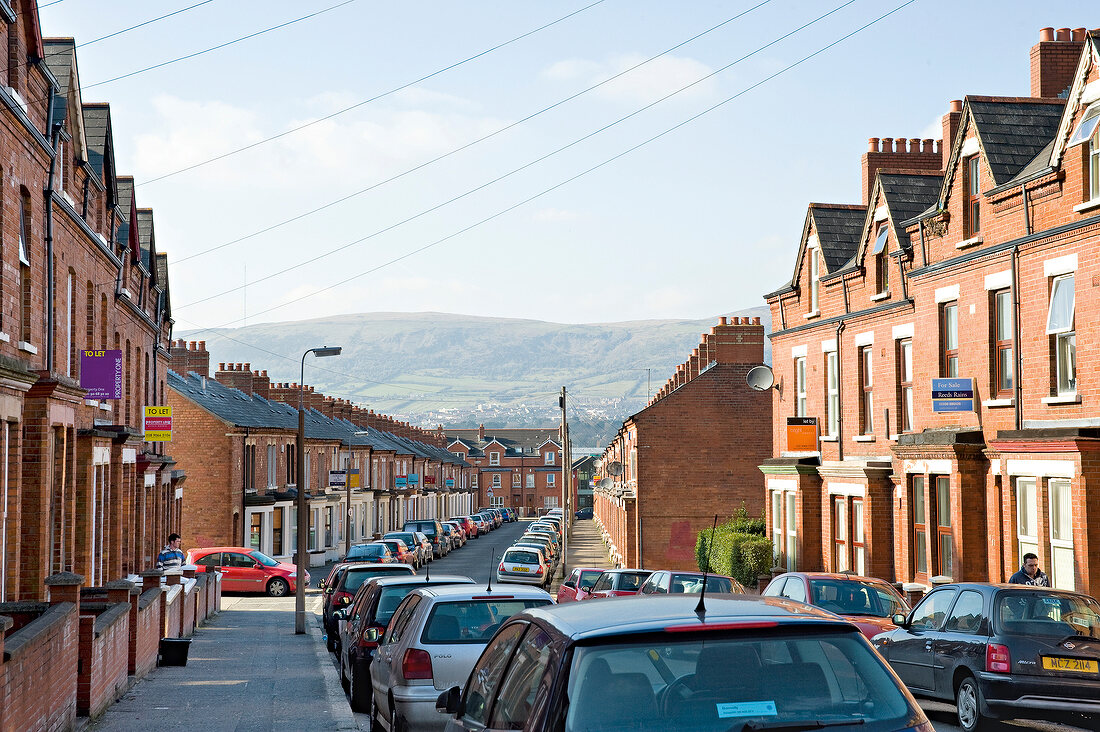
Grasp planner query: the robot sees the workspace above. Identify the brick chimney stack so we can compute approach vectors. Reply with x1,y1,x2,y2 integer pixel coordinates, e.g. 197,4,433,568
712,316,766,365
169,339,210,378
214,361,254,394
252,370,270,399
941,100,964,169
1031,27,1086,99
478,424,485,441
861,136,942,205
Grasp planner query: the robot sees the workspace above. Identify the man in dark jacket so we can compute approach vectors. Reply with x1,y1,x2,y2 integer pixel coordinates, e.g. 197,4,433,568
1008,553,1050,586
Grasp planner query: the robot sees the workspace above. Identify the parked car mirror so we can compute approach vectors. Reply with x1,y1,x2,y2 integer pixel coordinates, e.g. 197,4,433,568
318,579,326,589
365,627,382,643
340,596,353,606
333,608,347,621
891,613,908,627
562,580,575,589
579,583,594,592
436,686,461,714
253,563,263,570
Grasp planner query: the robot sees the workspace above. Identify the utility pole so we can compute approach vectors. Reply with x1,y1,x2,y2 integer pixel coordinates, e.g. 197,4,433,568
559,387,570,580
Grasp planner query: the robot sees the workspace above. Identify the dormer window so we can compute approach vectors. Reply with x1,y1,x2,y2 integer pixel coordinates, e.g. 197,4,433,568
809,247,820,312
1068,105,1100,201
544,451,555,465
872,223,889,294
965,155,981,237
489,451,500,466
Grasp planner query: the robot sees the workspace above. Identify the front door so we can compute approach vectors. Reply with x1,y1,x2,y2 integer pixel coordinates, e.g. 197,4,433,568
888,589,957,692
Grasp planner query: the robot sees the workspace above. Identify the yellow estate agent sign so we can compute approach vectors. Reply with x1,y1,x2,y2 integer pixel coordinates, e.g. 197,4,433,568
144,405,172,442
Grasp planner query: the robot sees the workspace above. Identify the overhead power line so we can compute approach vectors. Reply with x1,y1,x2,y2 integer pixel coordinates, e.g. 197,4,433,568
180,0,915,334
175,0,846,311
173,0,770,265
140,0,610,187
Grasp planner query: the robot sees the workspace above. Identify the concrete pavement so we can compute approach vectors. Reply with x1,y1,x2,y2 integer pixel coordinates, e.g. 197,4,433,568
85,592,356,732
550,518,612,592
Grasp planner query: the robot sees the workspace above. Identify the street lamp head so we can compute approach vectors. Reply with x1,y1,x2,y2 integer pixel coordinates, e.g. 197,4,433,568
312,346,342,357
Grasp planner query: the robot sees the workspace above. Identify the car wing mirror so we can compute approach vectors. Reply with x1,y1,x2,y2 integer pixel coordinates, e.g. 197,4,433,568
318,580,326,590
365,627,382,643
333,608,347,621
436,686,462,715
579,583,593,592
340,596,353,606
891,613,909,627
562,580,575,589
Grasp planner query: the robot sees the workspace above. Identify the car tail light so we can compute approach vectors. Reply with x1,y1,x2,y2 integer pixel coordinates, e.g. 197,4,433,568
334,591,352,606
402,648,433,680
534,567,543,575
499,562,505,572
986,643,1011,673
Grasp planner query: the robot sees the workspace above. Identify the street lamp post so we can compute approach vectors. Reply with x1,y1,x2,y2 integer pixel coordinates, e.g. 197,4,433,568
295,345,342,635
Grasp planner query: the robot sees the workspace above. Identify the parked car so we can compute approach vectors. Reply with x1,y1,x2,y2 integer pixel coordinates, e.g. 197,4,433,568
342,542,397,564
440,522,463,549
335,574,476,712
763,571,910,639
513,540,558,575
556,567,606,603
385,531,432,566
377,538,419,569
501,507,517,522
575,506,593,519
470,514,491,534
873,582,1100,731
322,563,416,652
436,594,933,732
496,547,551,587
587,568,653,599
369,584,552,731
517,535,558,567
526,525,560,548
187,547,307,597
404,519,449,558
636,570,745,595
449,516,478,539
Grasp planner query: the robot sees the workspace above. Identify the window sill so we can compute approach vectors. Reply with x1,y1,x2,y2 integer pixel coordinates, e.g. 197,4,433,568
0,331,9,343
820,435,838,442
870,291,890,302
954,235,983,250
99,401,113,412
1073,198,1100,214
803,310,820,320
852,435,876,443
982,398,1015,407
84,399,99,407
1042,394,1081,405
17,341,36,354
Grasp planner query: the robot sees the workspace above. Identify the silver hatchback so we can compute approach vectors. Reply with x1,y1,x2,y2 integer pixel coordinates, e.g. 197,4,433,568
369,584,553,731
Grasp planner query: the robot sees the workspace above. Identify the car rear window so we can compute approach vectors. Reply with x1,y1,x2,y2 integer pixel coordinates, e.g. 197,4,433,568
504,550,541,565
343,567,411,592
619,572,651,591
421,599,550,644
387,533,418,545
670,575,733,594
996,591,1100,638
376,586,420,626
346,544,386,560
565,630,913,731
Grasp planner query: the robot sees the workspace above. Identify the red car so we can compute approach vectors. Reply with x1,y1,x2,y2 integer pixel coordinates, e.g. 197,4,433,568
587,568,653,599
636,569,745,596
376,538,418,568
556,567,605,603
187,546,308,597
450,516,478,539
762,571,911,639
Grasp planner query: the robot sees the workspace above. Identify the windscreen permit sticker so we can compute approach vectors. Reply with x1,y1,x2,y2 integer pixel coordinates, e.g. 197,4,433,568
716,701,778,718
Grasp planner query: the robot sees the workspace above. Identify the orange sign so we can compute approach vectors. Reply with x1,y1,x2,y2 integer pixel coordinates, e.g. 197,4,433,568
786,416,819,452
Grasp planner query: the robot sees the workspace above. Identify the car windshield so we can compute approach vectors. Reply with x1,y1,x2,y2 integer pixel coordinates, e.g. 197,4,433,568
504,550,541,565
996,591,1100,638
809,579,907,617
250,550,280,567
346,544,386,559
564,630,913,731
376,585,420,626
421,599,551,643
670,575,733,594
619,572,651,591
386,533,417,545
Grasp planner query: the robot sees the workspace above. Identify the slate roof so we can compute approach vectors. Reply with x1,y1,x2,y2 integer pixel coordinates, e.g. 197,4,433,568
810,204,865,272
42,39,74,95
969,99,1065,186
136,208,154,273
879,172,944,248
116,178,134,254
156,253,171,317
1003,138,1057,188
82,104,109,179
446,428,560,458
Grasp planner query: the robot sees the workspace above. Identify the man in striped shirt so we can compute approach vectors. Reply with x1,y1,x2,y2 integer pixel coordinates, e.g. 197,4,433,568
157,533,185,571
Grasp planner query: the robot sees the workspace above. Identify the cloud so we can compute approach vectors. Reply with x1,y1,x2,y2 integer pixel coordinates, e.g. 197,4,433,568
542,54,717,104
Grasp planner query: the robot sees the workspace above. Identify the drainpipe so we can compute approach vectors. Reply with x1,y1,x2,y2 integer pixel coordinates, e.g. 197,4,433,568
835,320,846,461
917,219,929,268
1012,183,1030,430
45,93,62,372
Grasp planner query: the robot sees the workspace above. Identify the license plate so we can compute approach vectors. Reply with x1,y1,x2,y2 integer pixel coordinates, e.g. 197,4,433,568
1042,657,1098,673
510,566,530,572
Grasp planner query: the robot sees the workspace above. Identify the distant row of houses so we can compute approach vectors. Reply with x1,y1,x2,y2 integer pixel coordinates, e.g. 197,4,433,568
595,27,1100,599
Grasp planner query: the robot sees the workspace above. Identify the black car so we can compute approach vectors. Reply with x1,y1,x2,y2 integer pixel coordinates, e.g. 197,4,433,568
575,507,593,520
321,562,415,653
403,519,448,558
437,594,932,732
334,574,475,712
873,582,1100,731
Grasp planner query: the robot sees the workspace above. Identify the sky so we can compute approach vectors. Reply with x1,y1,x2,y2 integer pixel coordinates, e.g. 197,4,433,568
38,0,1100,335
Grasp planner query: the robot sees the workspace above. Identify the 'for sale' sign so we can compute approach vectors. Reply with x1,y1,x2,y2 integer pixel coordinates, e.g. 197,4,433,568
144,406,172,442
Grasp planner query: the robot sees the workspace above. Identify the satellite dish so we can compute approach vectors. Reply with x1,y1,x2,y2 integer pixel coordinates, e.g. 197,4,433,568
606,461,624,477
593,459,603,471
747,365,775,392
597,477,612,490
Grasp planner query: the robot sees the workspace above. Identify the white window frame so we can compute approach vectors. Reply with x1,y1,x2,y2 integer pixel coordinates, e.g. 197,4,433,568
1049,478,1074,590
1047,274,1076,395
785,492,797,571
526,473,534,489
267,444,277,487
899,340,914,433
544,451,555,465
826,351,839,437
547,473,555,487
492,474,501,489
771,491,783,566
795,356,807,417
1016,477,1039,565
809,247,820,313
543,496,558,508
852,499,865,576
489,451,500,466
833,497,848,572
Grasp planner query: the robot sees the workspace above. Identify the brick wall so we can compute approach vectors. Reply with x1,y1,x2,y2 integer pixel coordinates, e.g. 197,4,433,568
76,602,129,718
0,602,79,732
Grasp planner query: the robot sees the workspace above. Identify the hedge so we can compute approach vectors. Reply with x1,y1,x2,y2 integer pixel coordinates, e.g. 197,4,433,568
695,507,773,588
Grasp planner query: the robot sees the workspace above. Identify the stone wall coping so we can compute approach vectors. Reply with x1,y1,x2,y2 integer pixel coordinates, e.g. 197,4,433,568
91,602,130,638
44,571,85,586
0,615,11,633
105,579,136,592
2,602,74,662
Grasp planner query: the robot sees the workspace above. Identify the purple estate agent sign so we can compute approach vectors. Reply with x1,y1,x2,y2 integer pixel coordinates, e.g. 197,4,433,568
80,350,123,400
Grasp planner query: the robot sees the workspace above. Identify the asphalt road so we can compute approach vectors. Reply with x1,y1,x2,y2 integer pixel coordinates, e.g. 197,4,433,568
921,698,1095,732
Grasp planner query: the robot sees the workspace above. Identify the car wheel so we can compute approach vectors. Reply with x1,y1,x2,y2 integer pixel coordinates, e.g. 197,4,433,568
266,578,289,597
339,654,350,693
956,675,991,732
326,629,338,654
390,701,407,732
350,663,371,713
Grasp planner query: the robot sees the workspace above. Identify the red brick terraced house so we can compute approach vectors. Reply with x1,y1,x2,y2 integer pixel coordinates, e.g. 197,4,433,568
446,425,562,516
762,27,1100,595
593,317,774,571
1,5,198,729
167,352,476,566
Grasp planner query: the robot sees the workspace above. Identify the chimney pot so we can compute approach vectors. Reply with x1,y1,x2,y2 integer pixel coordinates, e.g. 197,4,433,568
1056,27,1071,41
909,138,921,152
235,363,243,370
752,316,760,325
719,316,728,325
1039,27,1055,42
218,363,225,371
244,363,250,371
1072,28,1086,42
922,138,935,153
949,99,962,113
189,341,197,350
881,137,893,152
198,341,205,349
261,370,267,377
868,137,879,152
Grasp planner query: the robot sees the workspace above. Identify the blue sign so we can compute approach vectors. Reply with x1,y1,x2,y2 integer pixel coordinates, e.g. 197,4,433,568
932,377,974,412
395,475,407,488
445,479,455,488
408,473,420,485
